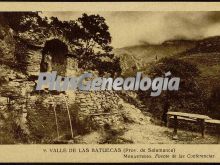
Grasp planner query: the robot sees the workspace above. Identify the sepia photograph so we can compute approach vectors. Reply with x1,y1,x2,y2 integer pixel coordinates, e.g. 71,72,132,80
0,10,220,146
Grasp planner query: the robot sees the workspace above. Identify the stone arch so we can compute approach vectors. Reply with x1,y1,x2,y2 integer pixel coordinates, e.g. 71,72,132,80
40,39,69,76
15,33,78,77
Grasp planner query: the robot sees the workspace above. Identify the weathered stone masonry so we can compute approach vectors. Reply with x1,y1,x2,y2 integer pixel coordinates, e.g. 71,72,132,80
0,18,131,142
75,91,123,128
25,89,124,141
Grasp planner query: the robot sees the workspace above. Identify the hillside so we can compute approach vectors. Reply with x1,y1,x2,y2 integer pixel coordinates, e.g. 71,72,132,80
114,36,220,77
114,39,197,75
181,36,220,55
179,36,220,95
180,53,220,93
115,36,220,122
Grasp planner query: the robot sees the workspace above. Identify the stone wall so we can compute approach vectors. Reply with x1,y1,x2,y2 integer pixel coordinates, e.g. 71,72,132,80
15,39,42,76
26,93,76,142
0,77,31,143
25,90,124,142
51,60,67,76
75,91,123,128
0,65,148,143
26,47,42,77
66,57,79,76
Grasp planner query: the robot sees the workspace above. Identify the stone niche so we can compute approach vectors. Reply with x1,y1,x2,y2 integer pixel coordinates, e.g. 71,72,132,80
40,39,68,76
15,37,79,77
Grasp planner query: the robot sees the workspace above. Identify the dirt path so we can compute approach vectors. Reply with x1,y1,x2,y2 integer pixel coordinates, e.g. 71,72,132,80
75,122,219,144
120,123,219,144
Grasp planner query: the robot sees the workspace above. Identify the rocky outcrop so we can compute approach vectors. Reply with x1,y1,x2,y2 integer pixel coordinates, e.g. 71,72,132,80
15,38,42,75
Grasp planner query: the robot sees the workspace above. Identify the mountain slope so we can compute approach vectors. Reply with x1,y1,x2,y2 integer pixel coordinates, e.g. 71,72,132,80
114,36,220,77
114,39,197,75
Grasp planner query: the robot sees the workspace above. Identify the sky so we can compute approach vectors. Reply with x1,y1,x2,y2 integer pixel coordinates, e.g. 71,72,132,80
41,11,220,48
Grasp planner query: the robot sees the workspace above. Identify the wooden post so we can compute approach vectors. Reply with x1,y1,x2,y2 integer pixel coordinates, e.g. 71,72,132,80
173,115,178,140
198,119,205,138
172,115,179,140
173,115,178,135
166,114,170,127
51,103,59,139
63,96,74,139
201,119,205,138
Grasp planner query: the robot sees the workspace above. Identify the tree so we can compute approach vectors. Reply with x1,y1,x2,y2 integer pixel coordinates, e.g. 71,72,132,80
49,17,82,45
4,12,121,76
77,13,112,55
138,57,206,123
48,13,121,76
74,13,121,76
3,12,48,33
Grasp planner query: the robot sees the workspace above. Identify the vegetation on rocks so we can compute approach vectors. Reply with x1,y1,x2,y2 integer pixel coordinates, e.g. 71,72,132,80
0,12,219,144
